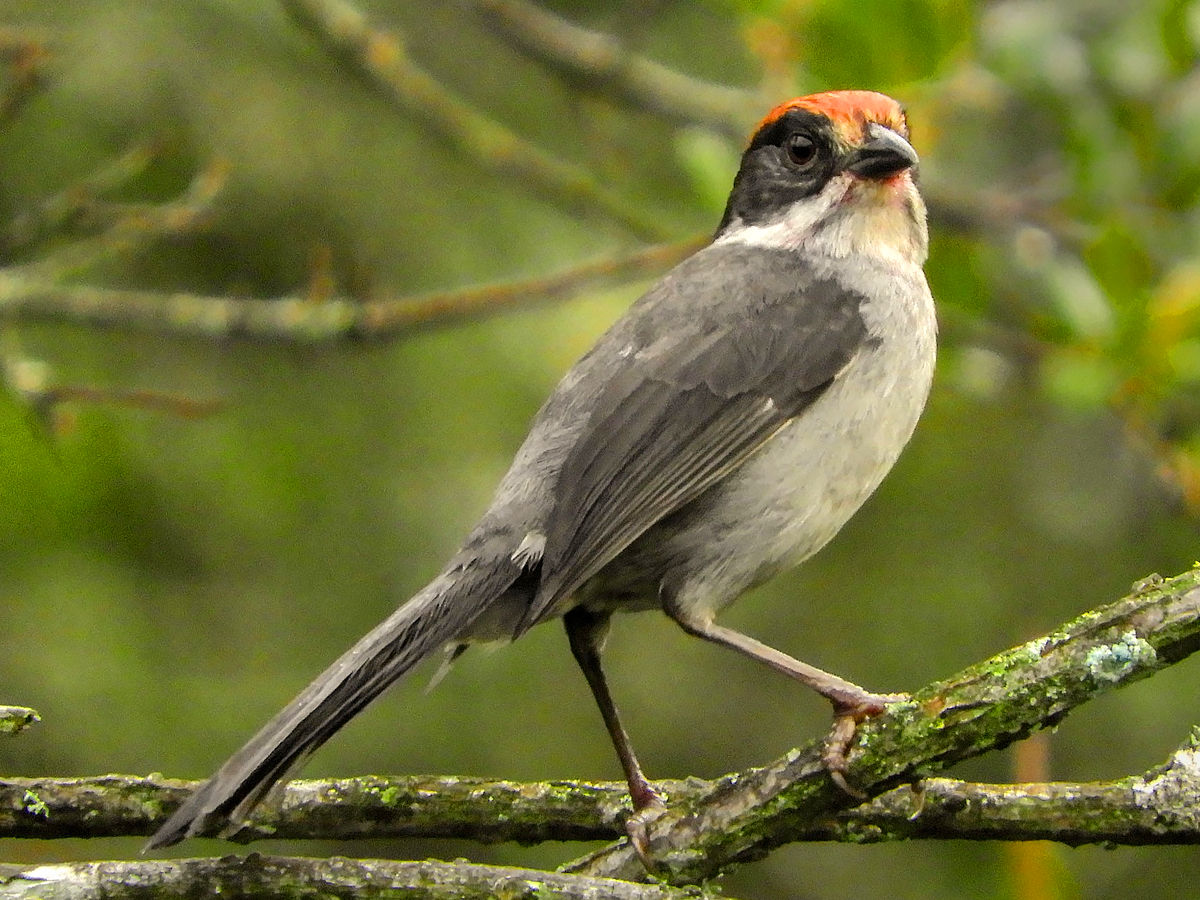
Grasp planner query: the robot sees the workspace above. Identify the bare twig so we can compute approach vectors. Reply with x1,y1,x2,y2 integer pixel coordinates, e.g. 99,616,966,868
0,142,163,258
920,175,1089,251
0,855,710,900
17,159,228,282
0,237,703,341
361,235,702,333
2,353,220,436
279,0,668,242
466,0,759,139
37,384,221,421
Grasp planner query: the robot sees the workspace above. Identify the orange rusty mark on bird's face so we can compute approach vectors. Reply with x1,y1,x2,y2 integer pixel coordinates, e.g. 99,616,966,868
757,90,909,145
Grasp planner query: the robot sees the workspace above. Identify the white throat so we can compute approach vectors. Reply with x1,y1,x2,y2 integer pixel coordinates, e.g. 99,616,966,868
716,172,928,268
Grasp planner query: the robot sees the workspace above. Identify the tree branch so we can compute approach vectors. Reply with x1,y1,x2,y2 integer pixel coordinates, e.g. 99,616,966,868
7,737,1200,847
804,732,1200,845
0,855,712,900
0,708,38,737
279,0,668,242
3,351,222,433
0,773,634,843
0,238,702,341
15,159,227,282
281,0,1064,254
465,0,759,139
565,566,1200,883
1,569,1198,874
0,143,165,259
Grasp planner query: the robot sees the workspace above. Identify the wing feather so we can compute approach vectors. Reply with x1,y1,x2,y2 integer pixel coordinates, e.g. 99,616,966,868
519,274,869,631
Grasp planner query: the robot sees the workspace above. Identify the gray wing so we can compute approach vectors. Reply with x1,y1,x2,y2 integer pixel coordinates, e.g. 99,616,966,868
519,274,869,632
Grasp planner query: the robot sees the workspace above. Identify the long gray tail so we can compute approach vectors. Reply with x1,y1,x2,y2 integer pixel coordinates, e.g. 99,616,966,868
145,559,518,850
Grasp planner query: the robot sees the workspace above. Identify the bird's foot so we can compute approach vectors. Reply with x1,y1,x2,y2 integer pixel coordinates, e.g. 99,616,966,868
625,785,668,870
823,690,908,798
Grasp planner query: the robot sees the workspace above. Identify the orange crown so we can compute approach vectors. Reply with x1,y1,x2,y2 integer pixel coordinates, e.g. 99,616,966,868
755,90,908,142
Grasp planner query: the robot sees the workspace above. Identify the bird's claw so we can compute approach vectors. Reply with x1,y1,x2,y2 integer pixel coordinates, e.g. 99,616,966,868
823,690,909,798
625,792,668,870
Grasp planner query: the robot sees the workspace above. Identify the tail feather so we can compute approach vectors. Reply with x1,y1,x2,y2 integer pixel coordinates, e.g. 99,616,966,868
145,560,517,850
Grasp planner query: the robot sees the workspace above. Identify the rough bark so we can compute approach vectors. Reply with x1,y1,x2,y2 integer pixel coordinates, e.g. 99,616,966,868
0,855,707,900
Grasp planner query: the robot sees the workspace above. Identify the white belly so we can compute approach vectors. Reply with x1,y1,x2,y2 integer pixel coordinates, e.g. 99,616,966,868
590,269,936,618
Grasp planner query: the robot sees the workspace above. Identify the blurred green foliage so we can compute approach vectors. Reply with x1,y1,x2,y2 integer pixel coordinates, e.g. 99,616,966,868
0,1,1199,898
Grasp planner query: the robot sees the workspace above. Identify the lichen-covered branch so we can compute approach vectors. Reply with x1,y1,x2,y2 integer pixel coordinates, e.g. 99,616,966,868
807,731,1200,845
466,0,759,139
279,0,667,241
0,708,38,737
7,738,1200,848
0,773,636,843
0,238,701,341
566,567,1200,883
2,571,1199,872
0,855,711,900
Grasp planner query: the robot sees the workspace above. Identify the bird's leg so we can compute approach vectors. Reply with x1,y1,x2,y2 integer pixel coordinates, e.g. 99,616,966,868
663,602,904,797
564,606,665,868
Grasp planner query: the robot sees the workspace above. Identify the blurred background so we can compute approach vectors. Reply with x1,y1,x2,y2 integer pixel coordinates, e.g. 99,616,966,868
1,0,1199,897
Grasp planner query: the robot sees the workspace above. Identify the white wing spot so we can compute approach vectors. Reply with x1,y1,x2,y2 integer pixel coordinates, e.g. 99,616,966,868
511,531,546,569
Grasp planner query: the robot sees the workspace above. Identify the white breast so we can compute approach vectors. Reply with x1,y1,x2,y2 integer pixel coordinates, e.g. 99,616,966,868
634,258,937,619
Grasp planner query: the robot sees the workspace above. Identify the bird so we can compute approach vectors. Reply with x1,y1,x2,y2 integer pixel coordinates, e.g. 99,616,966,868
146,90,937,861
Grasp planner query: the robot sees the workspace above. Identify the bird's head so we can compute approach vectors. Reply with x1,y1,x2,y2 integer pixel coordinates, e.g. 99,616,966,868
716,90,928,266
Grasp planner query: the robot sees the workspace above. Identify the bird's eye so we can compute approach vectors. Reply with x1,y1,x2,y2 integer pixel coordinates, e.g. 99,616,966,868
785,133,817,167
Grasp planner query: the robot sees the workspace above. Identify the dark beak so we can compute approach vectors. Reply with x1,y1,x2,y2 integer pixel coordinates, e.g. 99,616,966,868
845,122,918,180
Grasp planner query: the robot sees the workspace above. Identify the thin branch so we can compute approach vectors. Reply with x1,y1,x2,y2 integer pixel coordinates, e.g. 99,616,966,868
361,236,702,333
2,352,221,438
279,0,668,242
33,385,221,420
566,566,1200,883
0,238,702,341
0,142,163,259
16,159,228,282
465,0,759,139
0,707,38,737
0,855,711,900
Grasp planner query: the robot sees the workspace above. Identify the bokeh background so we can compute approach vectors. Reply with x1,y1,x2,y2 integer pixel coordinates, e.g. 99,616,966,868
2,1,1200,897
